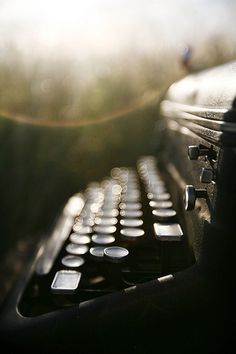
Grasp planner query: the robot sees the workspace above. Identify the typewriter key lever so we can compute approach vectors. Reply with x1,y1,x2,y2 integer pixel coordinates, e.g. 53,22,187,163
184,185,207,210
200,168,214,184
187,145,216,160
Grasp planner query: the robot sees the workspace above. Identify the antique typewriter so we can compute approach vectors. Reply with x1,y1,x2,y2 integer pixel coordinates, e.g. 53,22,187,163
0,61,236,353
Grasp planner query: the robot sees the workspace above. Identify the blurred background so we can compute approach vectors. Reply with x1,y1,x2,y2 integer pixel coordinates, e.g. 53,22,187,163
1,0,236,121
1,0,236,300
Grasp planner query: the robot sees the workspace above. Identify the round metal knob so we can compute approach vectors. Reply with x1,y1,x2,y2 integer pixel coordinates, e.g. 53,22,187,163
200,168,214,184
184,185,207,210
187,145,211,160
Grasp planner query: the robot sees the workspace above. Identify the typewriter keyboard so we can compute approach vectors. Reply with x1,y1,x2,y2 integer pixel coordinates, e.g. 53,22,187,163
20,156,191,316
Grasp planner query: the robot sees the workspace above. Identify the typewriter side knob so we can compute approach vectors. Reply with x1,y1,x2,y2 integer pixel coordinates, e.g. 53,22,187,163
184,185,207,210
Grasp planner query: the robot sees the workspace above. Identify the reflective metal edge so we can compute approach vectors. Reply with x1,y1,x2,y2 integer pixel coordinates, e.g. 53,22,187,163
161,100,227,121
162,100,236,141
36,194,84,275
161,100,236,132
166,118,222,146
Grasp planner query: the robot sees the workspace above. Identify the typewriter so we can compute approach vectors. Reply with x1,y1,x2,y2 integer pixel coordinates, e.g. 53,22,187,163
0,61,236,353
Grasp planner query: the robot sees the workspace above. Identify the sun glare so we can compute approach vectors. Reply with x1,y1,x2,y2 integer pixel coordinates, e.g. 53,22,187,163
0,0,235,61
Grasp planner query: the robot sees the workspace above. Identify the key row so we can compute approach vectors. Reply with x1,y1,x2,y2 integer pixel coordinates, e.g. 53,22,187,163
137,156,183,241
51,245,130,294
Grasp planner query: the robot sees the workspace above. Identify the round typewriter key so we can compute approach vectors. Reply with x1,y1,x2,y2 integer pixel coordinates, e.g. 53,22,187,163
147,192,171,201
83,203,101,213
103,197,119,205
111,184,122,195
75,216,95,227
123,188,140,194
93,225,116,234
69,234,91,245
61,255,85,268
127,179,138,184
104,188,120,196
152,209,177,221
90,202,103,214
95,217,118,226
120,209,143,218
120,228,145,240
111,167,122,178
79,210,95,219
74,216,83,223
102,202,118,210
102,198,118,205
98,209,119,218
149,200,173,209
66,243,89,255
89,246,106,260
92,234,115,245
119,202,142,210
121,194,140,203
72,224,92,234
120,219,143,227
147,177,164,183
122,184,139,192
80,217,95,227
124,182,139,188
147,186,166,194
104,246,129,263
149,176,165,183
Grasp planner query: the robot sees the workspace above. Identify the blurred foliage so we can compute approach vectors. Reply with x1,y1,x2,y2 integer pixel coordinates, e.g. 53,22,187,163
0,45,180,121
1,35,236,122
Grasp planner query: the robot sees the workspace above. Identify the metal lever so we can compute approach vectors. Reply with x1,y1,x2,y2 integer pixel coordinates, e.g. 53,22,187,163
200,168,214,184
187,145,216,160
184,185,207,210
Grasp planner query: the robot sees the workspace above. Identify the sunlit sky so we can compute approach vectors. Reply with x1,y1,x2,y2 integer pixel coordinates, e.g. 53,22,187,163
0,0,235,61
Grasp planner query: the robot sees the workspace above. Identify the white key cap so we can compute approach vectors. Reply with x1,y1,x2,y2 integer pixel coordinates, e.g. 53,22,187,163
104,246,129,263
51,270,81,294
153,223,183,241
